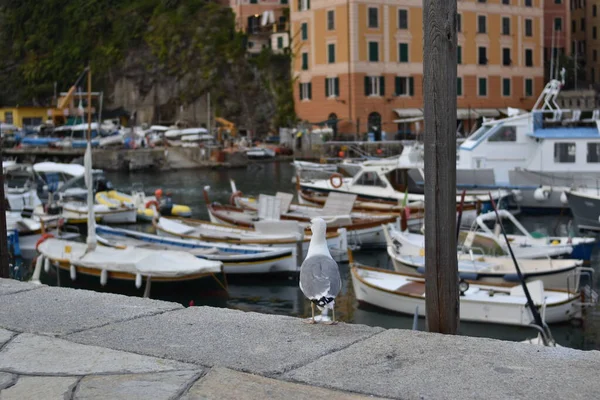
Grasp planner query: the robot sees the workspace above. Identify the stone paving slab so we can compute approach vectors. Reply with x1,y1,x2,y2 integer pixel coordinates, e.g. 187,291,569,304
0,328,14,348
0,279,41,296
0,334,198,375
285,329,600,400
67,306,383,375
0,376,78,400
0,285,182,335
0,372,17,390
181,367,384,400
74,370,200,400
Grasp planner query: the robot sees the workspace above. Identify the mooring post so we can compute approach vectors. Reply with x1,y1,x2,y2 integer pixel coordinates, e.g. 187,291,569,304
423,0,459,333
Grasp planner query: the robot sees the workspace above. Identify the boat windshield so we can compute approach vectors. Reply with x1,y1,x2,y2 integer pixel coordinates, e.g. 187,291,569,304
466,124,495,142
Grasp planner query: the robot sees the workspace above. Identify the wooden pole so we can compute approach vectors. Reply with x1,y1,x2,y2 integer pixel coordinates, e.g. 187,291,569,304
87,67,92,142
0,136,10,278
423,0,459,334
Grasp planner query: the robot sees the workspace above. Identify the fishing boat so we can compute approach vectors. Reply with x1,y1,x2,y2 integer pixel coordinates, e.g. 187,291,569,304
455,74,600,211
3,162,42,212
565,188,600,232
351,265,583,326
383,224,583,290
95,189,192,222
34,71,224,298
473,210,596,260
95,225,298,275
292,160,338,173
246,147,276,159
154,216,349,263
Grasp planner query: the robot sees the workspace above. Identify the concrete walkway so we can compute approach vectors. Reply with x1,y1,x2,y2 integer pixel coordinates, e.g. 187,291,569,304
0,279,599,400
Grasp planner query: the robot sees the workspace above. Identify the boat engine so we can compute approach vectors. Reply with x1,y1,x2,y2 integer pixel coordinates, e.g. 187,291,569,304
47,203,63,215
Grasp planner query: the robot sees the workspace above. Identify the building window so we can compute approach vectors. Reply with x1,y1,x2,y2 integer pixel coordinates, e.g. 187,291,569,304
298,0,310,11
502,78,511,96
478,0,486,2
572,20,576,33
502,48,511,66
478,15,487,33
594,5,597,16
325,77,340,98
398,9,408,29
368,7,379,28
594,26,597,39
594,50,597,62
525,19,533,37
301,23,308,40
277,36,283,49
525,0,532,6
457,46,462,64
502,17,510,35
301,52,308,70
525,49,533,67
489,126,516,142
457,77,463,96
502,0,509,4
395,76,414,96
299,82,312,100
457,14,462,32
327,43,336,63
368,41,379,62
478,47,488,65
581,18,585,31
591,68,595,83
365,76,385,96
555,18,562,31
478,77,487,97
554,143,576,163
555,0,562,3
22,117,42,127
4,112,13,124
281,0,288,3
398,43,409,62
522,77,532,96
327,10,335,30
587,143,600,163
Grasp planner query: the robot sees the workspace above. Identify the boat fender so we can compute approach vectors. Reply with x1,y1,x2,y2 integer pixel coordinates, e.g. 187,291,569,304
329,173,344,189
560,191,568,205
458,272,479,281
230,191,243,206
100,269,108,286
135,273,142,289
70,265,76,281
502,273,521,282
533,187,550,202
416,266,426,275
44,257,51,273
35,233,55,250
511,189,524,203
145,200,160,211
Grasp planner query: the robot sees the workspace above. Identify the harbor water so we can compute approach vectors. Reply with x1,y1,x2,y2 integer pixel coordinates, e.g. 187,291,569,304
102,162,600,350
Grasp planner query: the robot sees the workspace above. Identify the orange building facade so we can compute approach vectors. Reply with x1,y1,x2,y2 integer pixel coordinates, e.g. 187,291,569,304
290,0,545,138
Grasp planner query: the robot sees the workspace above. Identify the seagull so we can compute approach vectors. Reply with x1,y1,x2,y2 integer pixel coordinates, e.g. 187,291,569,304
299,217,342,324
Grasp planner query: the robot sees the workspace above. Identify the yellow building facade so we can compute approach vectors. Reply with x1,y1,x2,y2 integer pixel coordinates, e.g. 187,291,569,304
291,0,545,137
0,107,48,128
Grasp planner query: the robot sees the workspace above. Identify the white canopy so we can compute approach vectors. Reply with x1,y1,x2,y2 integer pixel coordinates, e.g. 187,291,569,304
33,162,87,177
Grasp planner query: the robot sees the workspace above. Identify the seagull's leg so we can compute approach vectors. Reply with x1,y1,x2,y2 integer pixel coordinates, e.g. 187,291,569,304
324,305,338,325
303,302,317,324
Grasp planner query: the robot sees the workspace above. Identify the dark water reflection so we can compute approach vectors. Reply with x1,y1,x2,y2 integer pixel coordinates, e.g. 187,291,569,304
105,162,600,350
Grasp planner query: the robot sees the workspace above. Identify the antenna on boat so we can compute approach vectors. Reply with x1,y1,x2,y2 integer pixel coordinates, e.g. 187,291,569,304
487,192,553,346
85,65,97,252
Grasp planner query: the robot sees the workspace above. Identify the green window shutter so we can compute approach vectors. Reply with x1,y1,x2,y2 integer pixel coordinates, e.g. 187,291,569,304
525,79,533,96
479,78,487,96
298,0,301,11
457,77,462,96
503,78,511,96
369,42,379,62
457,46,462,64
301,23,307,40
307,0,310,9
409,77,414,96
302,53,308,70
308,82,312,99
395,77,401,96
365,77,371,95
328,44,335,63
277,37,283,49
399,43,408,62
299,83,303,100
334,77,340,96
325,78,330,97
379,76,385,96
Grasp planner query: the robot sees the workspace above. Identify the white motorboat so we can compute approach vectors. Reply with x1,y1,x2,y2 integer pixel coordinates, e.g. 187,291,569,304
351,265,583,326
246,147,275,159
383,224,583,290
96,225,298,275
565,188,600,232
3,162,42,212
456,75,600,211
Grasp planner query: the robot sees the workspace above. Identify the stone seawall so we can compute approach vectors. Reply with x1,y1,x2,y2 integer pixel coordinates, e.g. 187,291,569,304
0,278,598,399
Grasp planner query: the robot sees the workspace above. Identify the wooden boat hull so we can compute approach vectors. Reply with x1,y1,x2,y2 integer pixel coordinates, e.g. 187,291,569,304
351,266,581,326
62,205,137,224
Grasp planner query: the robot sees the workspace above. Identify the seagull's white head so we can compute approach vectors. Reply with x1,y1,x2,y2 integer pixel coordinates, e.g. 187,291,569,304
310,217,327,237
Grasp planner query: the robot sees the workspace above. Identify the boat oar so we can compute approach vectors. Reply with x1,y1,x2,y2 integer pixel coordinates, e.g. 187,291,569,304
456,190,467,241
488,192,550,346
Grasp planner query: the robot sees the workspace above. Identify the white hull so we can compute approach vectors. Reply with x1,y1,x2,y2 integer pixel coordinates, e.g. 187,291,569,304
62,204,137,224
351,266,580,326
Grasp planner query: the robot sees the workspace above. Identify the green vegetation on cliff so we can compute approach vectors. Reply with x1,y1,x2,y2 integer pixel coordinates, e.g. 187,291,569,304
0,0,296,132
